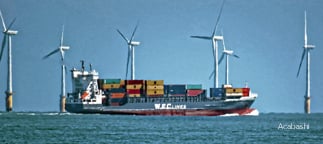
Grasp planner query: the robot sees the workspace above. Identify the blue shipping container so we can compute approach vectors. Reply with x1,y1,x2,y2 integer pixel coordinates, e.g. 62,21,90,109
166,84,187,95
210,88,224,97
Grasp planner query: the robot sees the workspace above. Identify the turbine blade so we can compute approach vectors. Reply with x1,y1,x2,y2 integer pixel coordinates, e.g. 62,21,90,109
0,35,7,61
116,29,129,43
297,49,306,77
209,70,215,80
304,11,307,46
61,25,65,46
212,0,225,36
6,17,16,31
233,54,240,58
222,37,226,50
60,49,65,61
0,10,6,31
130,23,139,42
43,48,60,59
190,36,212,40
218,53,225,64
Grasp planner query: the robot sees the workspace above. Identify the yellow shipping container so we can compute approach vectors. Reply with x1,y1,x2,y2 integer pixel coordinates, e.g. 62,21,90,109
146,80,164,85
128,94,141,97
146,85,164,90
146,89,164,95
120,80,125,86
126,84,143,89
226,88,243,93
102,84,121,89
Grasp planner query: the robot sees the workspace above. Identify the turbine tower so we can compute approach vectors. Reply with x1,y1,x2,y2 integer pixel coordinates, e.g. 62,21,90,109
191,0,225,88
0,10,18,112
218,35,239,85
117,24,140,80
297,11,315,114
43,25,70,113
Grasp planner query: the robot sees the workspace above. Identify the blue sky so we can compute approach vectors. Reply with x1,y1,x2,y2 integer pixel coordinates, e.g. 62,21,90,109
0,0,322,113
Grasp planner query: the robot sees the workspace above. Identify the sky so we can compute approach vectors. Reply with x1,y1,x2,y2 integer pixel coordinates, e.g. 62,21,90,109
0,0,322,113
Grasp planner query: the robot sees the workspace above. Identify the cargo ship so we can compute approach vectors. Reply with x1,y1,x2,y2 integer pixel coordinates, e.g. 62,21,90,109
65,63,258,116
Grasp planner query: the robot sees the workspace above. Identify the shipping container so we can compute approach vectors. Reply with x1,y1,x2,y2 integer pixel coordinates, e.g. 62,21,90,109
126,80,145,85
107,88,126,93
187,89,204,96
186,84,202,90
110,93,125,98
146,89,164,96
166,84,187,95
102,84,121,89
103,79,121,84
242,88,250,96
126,84,143,89
146,80,164,85
146,85,164,90
128,94,141,97
127,89,142,94
225,88,243,93
120,80,125,86
210,88,224,97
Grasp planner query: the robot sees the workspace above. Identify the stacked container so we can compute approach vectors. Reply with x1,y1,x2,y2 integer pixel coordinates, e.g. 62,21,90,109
186,84,204,96
145,80,164,97
225,88,246,97
126,80,145,97
165,84,186,97
210,88,224,97
98,79,122,90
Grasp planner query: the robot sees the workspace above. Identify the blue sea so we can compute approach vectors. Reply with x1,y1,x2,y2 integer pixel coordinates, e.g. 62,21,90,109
0,112,322,144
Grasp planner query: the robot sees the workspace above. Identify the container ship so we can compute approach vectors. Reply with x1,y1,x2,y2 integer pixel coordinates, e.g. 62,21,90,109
65,63,258,116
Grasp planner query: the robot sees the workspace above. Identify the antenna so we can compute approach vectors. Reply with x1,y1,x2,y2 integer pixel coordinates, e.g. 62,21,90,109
81,60,85,72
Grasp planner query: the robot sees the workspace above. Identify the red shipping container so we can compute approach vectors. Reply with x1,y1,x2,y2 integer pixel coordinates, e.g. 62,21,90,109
187,90,204,96
242,88,250,96
126,80,145,85
127,89,142,94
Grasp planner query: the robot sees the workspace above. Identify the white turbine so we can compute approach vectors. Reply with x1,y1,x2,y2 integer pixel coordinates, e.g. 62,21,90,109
117,24,140,80
43,25,70,113
0,9,18,112
296,11,315,114
191,0,225,88
218,34,239,85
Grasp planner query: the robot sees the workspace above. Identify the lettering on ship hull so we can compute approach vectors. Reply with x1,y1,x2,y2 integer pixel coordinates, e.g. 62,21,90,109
154,103,187,110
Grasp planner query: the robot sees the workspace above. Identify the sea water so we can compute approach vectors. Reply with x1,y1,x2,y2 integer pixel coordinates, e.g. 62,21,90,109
0,112,322,143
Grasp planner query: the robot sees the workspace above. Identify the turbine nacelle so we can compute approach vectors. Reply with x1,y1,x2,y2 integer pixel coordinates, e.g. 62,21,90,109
213,36,223,40
223,49,233,55
4,30,18,35
304,45,315,49
60,46,70,51
130,41,140,46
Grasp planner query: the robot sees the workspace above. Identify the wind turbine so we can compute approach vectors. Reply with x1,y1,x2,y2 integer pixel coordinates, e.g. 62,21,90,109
43,25,70,113
0,10,18,112
297,11,315,114
191,0,225,88
218,34,239,85
116,24,140,80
